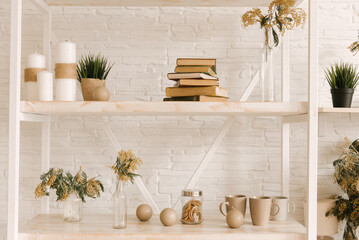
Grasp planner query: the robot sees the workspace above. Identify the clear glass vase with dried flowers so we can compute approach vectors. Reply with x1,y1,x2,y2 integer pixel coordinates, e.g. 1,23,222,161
326,138,359,240
349,27,359,55
242,0,306,101
35,167,104,222
111,149,143,229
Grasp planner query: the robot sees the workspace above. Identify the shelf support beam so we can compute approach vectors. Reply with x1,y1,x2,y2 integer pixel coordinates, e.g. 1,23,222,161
20,113,50,122
173,117,235,208
281,33,290,197
100,117,160,214
8,0,22,239
28,0,50,13
307,0,319,239
240,70,259,101
41,120,51,214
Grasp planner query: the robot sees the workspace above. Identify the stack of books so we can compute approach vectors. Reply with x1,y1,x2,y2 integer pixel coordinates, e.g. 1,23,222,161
164,58,228,102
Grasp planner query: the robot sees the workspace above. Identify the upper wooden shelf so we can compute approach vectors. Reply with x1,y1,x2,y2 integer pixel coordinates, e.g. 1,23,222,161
19,214,305,240
44,0,304,7
20,101,308,116
319,107,359,114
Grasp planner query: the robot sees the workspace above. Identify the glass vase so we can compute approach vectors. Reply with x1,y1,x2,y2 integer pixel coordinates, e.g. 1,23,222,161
63,193,83,222
113,176,127,229
259,46,275,102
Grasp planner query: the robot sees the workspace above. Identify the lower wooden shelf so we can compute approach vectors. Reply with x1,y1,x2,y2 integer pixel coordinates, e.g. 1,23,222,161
19,214,305,240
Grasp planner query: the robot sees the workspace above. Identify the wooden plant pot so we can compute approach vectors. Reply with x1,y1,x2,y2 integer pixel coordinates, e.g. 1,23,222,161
330,88,354,108
81,78,106,101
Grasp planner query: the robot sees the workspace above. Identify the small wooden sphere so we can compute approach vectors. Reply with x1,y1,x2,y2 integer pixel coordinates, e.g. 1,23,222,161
160,208,177,226
136,204,153,221
226,210,244,228
92,86,110,101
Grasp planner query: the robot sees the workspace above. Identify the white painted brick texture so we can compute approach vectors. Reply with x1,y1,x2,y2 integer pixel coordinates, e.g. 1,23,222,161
1,1,359,239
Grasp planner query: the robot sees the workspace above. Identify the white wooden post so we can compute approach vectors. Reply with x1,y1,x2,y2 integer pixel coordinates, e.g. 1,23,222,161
41,122,51,214
307,0,319,239
40,2,52,215
281,34,290,197
43,12,52,70
8,0,22,239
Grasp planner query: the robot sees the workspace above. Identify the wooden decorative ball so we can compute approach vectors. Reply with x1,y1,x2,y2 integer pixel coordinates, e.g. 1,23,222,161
160,208,177,226
136,204,153,221
92,86,110,101
226,210,244,228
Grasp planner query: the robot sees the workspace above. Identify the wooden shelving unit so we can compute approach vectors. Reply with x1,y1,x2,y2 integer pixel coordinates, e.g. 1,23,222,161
19,215,306,240
21,101,308,116
7,0,318,239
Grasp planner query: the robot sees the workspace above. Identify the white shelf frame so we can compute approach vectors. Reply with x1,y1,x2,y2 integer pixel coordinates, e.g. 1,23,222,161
7,0,318,240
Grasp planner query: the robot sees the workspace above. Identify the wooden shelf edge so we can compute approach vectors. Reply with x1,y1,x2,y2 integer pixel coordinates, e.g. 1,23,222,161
20,101,308,116
19,214,305,240
319,107,359,113
44,0,304,7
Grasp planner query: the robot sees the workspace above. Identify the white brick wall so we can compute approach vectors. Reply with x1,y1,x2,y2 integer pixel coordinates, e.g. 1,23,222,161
1,0,359,239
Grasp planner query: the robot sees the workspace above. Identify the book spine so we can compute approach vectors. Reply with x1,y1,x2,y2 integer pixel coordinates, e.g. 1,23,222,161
163,96,200,101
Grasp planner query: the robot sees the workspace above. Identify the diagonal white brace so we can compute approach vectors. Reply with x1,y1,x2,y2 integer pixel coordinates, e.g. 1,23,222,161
240,69,260,101
100,117,160,214
173,117,235,208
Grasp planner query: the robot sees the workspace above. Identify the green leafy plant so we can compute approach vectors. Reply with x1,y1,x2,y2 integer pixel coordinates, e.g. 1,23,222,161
111,149,143,183
327,138,359,240
77,53,114,82
35,167,104,202
325,62,359,89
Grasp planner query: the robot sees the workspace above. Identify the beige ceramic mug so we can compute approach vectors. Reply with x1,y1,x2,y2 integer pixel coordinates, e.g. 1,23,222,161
219,195,247,217
249,196,280,226
271,196,296,221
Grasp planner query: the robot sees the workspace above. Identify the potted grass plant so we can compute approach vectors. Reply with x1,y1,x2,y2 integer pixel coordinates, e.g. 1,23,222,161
325,62,359,108
77,53,114,101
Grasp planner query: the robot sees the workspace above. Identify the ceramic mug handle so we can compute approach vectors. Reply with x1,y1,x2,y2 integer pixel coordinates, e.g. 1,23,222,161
288,201,296,215
219,202,229,216
269,203,280,219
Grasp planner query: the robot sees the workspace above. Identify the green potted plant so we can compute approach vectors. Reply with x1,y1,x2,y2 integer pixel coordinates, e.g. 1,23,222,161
327,138,359,239
35,167,104,222
325,62,359,108
77,53,114,101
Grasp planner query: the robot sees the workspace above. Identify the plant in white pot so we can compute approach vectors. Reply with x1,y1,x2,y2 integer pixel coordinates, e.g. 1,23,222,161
77,53,114,101
325,62,359,108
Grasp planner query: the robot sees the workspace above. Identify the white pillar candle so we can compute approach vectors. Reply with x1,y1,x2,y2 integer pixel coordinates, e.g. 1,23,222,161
27,53,45,68
56,79,77,101
55,41,77,101
37,71,53,101
55,42,76,63
25,53,45,101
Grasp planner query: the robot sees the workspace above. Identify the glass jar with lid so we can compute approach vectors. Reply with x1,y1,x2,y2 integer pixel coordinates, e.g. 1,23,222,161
181,189,203,224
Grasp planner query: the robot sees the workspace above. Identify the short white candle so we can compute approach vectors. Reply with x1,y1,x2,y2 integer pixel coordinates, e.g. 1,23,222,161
25,53,45,100
27,53,45,68
37,71,53,101
56,42,76,63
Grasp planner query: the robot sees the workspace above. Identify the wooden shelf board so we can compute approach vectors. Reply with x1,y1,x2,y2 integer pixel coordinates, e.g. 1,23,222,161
45,0,304,7
19,214,305,240
319,107,359,114
20,101,308,116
